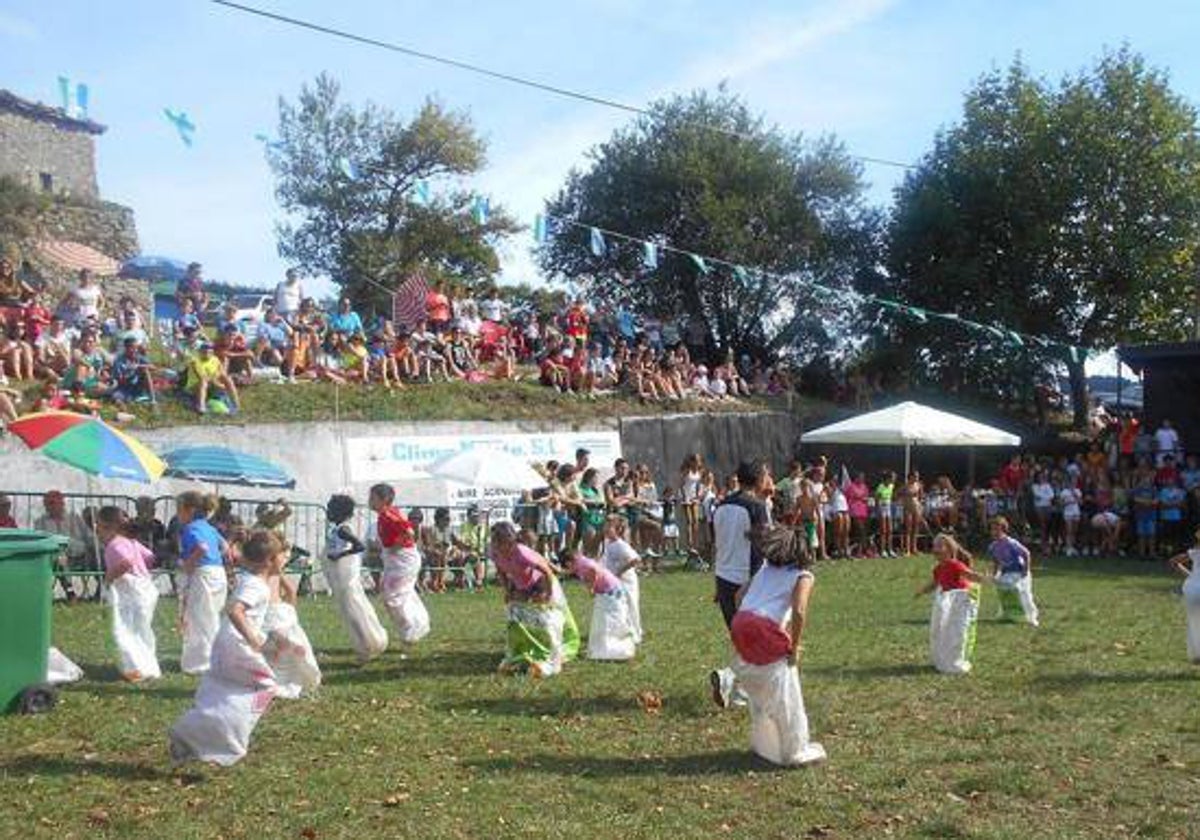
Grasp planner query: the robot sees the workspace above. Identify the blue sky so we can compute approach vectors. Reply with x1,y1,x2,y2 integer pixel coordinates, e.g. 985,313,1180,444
1,0,1198,331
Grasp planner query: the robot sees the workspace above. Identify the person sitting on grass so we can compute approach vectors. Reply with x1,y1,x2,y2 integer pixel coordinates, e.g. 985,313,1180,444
255,308,292,371
368,333,402,390
443,325,478,379
0,383,21,426
415,333,451,383
63,330,111,397
539,343,570,392
110,336,153,403
186,340,240,415
215,323,256,385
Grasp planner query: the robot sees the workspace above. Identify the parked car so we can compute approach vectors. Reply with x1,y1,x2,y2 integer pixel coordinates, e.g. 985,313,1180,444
226,294,274,323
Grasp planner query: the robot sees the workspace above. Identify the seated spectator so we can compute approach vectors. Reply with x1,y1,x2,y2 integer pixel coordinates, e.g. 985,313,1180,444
22,293,52,345
175,262,208,314
215,301,241,334
444,325,477,377
214,323,255,385
327,296,364,337
457,302,482,341
32,380,67,412
185,340,240,414
286,297,324,380
539,344,569,392
1,319,34,381
175,296,202,335
63,331,110,396
391,329,418,380
0,248,34,304
110,337,153,403
415,331,451,382
255,308,292,369
368,332,402,389
340,333,370,385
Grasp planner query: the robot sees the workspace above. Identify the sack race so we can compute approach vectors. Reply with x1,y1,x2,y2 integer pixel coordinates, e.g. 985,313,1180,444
381,546,430,644
325,553,388,661
109,573,162,681
180,565,229,675
994,571,1039,626
46,647,83,684
929,586,979,675
263,602,321,699
586,588,637,662
1182,573,1200,663
502,577,580,677
730,656,826,767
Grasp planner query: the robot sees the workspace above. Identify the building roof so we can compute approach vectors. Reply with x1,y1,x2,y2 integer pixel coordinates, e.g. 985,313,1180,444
1117,340,1200,372
0,89,106,135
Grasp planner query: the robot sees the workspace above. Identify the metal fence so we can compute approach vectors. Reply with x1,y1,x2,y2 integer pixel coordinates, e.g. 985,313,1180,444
0,489,496,600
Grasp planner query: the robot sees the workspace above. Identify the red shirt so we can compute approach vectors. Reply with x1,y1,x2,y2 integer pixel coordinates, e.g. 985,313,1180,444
565,307,588,339
376,506,415,549
933,558,973,591
1119,419,1139,455
425,292,451,323
0,515,17,529
997,463,1025,495
24,304,51,340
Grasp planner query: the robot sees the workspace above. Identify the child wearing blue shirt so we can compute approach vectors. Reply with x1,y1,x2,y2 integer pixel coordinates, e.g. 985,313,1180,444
177,491,229,675
987,517,1039,627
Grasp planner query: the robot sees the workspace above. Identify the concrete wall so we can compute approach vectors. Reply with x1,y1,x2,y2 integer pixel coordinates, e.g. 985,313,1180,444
0,111,98,200
0,412,802,504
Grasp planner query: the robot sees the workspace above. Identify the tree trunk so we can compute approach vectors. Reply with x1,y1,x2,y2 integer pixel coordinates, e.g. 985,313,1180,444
1066,358,1089,431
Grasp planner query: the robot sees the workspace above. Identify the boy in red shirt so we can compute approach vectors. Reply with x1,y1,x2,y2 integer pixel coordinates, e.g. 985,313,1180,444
565,299,589,345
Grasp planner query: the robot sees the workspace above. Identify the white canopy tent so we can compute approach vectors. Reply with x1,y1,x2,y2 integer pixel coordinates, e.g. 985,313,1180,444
800,401,1021,475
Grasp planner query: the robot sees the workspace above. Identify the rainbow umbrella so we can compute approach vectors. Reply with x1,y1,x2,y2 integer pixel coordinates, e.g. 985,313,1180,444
8,412,165,483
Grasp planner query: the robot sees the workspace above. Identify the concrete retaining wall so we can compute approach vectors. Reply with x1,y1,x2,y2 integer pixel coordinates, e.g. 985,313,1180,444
0,411,802,504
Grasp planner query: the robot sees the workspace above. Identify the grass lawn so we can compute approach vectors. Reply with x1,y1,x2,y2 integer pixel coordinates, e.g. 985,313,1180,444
2,554,1198,840
10,377,825,429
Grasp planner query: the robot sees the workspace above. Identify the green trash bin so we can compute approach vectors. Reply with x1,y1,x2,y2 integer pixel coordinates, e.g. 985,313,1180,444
0,529,68,714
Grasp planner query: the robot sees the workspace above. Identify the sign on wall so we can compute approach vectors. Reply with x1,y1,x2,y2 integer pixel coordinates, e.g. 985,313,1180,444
344,430,621,484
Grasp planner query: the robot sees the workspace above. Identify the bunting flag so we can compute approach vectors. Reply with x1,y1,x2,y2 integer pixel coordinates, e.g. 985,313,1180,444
533,214,549,244
473,196,490,225
1008,331,1025,347
337,157,359,181
589,227,605,257
163,108,196,147
414,180,431,205
642,241,658,270
734,266,749,285
689,253,709,274
253,133,284,151
74,83,89,119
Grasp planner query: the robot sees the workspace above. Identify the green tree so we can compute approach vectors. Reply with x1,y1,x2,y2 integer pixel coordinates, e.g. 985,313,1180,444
537,88,880,361
268,74,519,310
884,49,1200,426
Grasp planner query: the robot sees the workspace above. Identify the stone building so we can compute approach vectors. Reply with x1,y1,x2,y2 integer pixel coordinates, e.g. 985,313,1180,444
0,88,145,316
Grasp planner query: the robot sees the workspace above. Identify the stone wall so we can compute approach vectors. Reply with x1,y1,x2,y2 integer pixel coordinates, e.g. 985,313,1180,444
0,111,98,200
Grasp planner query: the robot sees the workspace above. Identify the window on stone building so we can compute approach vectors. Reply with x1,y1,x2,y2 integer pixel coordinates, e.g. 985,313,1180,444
39,172,53,193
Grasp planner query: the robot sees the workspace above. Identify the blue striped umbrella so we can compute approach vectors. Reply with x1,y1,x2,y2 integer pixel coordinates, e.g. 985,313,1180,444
161,446,295,489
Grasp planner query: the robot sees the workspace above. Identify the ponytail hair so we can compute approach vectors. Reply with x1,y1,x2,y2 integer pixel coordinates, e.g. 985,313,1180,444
757,525,811,569
933,532,973,566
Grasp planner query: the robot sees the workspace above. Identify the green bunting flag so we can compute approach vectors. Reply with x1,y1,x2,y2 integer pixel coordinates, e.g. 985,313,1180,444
533,214,548,244
689,253,709,274
642,241,658,270
473,196,489,225
589,227,605,257
734,266,749,284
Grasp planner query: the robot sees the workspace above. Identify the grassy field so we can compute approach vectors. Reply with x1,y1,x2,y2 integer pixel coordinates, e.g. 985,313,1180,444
10,377,825,429
2,554,1198,840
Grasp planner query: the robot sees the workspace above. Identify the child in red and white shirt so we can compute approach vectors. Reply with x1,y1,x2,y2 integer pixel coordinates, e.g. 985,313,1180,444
368,483,430,645
916,533,986,675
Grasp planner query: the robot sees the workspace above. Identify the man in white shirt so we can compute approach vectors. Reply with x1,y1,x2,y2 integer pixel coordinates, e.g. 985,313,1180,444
709,461,770,708
274,269,304,322
479,288,508,323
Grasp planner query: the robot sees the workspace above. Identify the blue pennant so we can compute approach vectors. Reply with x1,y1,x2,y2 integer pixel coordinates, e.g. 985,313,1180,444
589,227,605,257
163,108,196,147
642,241,658,270
473,196,490,225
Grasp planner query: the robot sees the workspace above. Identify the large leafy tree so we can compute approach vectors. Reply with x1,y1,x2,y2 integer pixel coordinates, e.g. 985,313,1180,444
883,49,1200,426
268,74,519,310
537,88,880,362
0,175,46,247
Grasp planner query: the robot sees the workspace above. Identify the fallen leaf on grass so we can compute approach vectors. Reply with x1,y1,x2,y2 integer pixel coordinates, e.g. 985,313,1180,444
86,808,110,827
1154,753,1187,770
806,825,834,838
299,828,317,840
636,690,663,714
382,793,411,807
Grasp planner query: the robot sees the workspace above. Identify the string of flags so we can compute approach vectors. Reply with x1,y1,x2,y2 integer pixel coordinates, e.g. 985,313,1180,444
52,78,1090,364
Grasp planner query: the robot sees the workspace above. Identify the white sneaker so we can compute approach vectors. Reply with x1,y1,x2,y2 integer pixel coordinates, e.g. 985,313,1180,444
709,668,733,709
731,686,749,707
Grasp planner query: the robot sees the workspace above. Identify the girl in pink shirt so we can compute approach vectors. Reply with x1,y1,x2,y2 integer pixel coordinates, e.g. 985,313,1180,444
96,506,161,681
844,472,871,557
572,552,637,661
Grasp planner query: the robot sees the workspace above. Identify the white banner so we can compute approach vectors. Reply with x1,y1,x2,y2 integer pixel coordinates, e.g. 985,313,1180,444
344,430,621,484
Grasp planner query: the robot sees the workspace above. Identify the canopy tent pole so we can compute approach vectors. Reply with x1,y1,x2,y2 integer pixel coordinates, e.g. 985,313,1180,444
904,442,911,478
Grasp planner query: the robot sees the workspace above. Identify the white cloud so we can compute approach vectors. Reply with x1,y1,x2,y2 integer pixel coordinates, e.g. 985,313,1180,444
0,10,38,41
482,0,898,283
